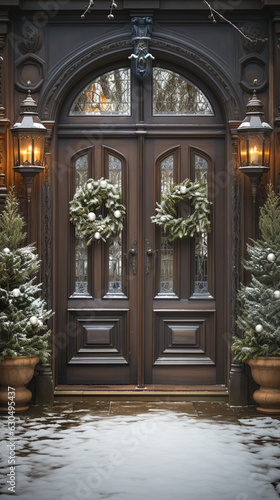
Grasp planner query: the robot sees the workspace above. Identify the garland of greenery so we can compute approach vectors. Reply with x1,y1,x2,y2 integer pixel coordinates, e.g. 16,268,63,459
150,178,211,242
69,178,126,245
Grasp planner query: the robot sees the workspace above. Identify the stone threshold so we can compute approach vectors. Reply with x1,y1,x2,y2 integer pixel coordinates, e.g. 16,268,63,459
54,384,228,401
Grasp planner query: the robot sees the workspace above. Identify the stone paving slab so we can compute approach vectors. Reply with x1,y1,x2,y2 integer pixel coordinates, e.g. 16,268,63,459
1,400,280,500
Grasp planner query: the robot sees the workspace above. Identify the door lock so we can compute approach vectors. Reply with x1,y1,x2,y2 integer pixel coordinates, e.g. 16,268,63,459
145,239,158,275
125,240,137,275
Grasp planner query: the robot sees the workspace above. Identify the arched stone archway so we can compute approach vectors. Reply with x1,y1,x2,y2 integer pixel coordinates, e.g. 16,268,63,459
38,32,244,124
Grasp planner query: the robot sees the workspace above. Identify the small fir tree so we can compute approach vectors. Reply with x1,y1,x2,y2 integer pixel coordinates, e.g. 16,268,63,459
0,188,52,362
232,183,280,362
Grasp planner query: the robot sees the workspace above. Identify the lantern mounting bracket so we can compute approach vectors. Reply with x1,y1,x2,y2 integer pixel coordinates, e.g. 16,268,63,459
13,165,44,203
239,166,270,203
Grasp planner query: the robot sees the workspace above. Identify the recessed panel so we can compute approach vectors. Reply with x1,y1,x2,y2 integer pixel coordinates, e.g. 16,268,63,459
169,325,199,346
83,324,113,346
154,311,215,365
67,310,129,365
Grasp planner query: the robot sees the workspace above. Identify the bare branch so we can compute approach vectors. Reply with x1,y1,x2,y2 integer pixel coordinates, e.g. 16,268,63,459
108,2,118,20
203,0,268,45
81,0,94,19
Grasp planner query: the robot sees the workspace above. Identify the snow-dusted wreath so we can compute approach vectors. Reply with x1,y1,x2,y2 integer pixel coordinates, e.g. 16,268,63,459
69,178,126,245
150,178,211,242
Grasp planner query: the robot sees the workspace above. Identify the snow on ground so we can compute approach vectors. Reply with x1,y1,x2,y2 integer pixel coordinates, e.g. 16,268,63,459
0,403,280,500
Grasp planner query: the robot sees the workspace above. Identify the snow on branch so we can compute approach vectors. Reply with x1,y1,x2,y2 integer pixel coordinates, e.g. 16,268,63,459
81,0,270,47
81,0,94,19
81,1,117,20
203,1,268,45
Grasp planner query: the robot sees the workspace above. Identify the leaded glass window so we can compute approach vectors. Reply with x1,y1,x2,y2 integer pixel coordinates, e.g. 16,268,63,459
69,69,131,116
194,154,209,295
74,154,88,294
108,155,123,294
159,154,174,294
153,68,214,116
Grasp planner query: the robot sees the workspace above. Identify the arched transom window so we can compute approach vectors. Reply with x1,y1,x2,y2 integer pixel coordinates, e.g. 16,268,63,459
70,68,131,116
153,68,214,116
69,67,214,117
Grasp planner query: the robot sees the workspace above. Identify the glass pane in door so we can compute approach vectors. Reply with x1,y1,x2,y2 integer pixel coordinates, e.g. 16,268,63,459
74,154,89,294
108,154,123,294
194,154,209,295
159,154,174,294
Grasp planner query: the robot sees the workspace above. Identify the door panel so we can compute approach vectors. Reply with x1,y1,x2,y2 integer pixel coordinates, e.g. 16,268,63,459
143,138,225,385
56,138,138,385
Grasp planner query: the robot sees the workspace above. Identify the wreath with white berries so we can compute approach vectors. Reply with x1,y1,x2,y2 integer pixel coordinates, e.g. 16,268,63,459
150,178,211,242
69,178,126,245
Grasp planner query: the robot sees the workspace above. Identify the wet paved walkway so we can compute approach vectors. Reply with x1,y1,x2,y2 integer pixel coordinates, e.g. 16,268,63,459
1,400,280,500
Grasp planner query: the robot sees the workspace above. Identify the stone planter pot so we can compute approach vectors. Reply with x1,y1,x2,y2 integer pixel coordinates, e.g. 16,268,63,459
248,357,280,414
0,356,39,412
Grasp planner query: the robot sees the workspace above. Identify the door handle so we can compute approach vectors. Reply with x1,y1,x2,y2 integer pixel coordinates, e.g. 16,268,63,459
145,239,158,275
125,240,137,275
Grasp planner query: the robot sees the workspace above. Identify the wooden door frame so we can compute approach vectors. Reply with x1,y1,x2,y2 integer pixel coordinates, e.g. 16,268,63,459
37,36,244,393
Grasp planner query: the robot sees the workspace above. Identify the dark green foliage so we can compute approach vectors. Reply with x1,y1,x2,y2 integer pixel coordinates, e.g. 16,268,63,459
0,186,26,251
232,183,280,362
69,177,126,245
150,178,211,241
0,188,53,362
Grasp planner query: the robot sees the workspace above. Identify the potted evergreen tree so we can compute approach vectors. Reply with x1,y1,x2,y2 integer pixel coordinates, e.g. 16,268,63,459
232,183,280,413
0,188,53,412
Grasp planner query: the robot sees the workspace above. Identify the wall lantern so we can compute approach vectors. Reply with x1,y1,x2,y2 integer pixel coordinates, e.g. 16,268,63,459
11,90,47,202
237,87,273,202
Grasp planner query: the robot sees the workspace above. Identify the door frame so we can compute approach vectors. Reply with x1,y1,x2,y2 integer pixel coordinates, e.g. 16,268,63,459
38,35,244,390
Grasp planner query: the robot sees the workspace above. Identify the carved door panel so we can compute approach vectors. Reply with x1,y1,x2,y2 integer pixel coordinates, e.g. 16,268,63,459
56,138,139,385
143,138,226,386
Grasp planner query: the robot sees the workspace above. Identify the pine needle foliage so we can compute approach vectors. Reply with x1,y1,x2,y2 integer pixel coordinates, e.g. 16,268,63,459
0,186,26,251
150,178,211,242
232,183,280,362
69,177,126,245
0,188,53,362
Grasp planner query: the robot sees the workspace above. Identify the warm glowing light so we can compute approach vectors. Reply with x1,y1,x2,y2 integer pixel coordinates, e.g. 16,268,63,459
240,150,247,164
250,146,260,166
22,149,28,163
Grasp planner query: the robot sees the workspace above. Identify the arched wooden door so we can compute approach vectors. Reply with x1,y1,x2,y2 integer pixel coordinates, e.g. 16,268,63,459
55,65,227,387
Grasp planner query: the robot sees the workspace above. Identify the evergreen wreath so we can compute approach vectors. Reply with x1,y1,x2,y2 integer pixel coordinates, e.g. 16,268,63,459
150,178,211,242
69,177,126,245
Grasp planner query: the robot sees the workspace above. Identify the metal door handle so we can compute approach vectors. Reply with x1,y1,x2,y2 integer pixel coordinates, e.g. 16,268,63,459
145,239,158,275
125,240,137,275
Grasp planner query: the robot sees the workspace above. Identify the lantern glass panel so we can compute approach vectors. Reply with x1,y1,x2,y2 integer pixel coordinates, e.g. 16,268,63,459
13,133,45,167
248,134,263,166
19,134,33,165
13,135,20,167
33,135,45,166
239,135,248,167
263,135,271,168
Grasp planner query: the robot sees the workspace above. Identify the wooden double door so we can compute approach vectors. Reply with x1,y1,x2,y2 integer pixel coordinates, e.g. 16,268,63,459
56,133,226,387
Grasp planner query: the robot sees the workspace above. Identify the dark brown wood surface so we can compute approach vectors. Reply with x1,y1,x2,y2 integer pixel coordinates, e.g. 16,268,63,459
55,73,227,387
